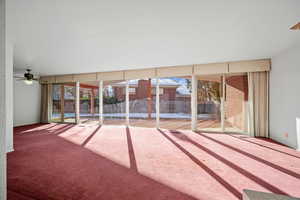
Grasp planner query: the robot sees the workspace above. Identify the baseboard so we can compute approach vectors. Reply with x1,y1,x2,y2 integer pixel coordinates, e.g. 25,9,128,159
13,122,44,128
269,134,297,149
6,146,14,153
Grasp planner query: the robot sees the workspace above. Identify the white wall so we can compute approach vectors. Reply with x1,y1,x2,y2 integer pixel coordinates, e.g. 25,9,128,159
7,0,300,76
13,78,41,127
270,44,300,149
6,44,13,152
0,0,7,198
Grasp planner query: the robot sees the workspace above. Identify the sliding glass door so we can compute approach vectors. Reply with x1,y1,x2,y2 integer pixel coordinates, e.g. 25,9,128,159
159,76,191,130
63,83,76,123
196,73,249,134
103,80,126,125
224,74,249,133
79,82,99,124
197,75,222,131
52,84,62,122
128,79,157,128
51,83,76,123
50,73,249,134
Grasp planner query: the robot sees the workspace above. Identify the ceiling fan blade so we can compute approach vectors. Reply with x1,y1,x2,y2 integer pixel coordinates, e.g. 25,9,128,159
14,76,24,79
33,78,39,81
15,78,26,81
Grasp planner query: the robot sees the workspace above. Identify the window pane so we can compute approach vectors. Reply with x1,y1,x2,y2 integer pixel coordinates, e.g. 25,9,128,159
129,79,156,128
51,83,76,123
103,80,126,125
52,84,62,122
64,84,76,123
159,77,191,130
79,82,99,124
197,75,222,131
224,74,249,133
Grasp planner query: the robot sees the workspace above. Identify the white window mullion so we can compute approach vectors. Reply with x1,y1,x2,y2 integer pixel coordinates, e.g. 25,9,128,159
221,75,225,132
99,81,103,125
191,75,198,131
126,81,129,126
75,82,80,124
156,78,160,129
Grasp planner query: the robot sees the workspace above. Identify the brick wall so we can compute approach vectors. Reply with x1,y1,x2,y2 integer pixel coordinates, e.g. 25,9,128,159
113,80,177,102
224,75,248,131
107,77,249,131
114,87,125,101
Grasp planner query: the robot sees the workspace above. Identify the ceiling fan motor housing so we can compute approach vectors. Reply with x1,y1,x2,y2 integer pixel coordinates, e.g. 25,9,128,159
24,71,34,80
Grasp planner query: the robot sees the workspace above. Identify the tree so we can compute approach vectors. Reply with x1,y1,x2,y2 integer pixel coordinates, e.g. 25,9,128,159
197,80,221,118
197,80,221,103
186,79,192,92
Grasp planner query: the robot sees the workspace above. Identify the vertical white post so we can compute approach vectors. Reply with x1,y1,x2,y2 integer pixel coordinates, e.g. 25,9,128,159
48,84,53,122
221,75,225,132
156,78,160,128
297,118,300,151
243,101,248,133
60,85,65,123
126,81,129,126
191,75,198,131
5,42,13,152
99,81,103,125
0,0,7,197
247,72,254,136
75,82,80,124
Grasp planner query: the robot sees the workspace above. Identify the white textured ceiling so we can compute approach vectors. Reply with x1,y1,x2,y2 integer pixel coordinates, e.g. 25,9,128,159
8,0,300,76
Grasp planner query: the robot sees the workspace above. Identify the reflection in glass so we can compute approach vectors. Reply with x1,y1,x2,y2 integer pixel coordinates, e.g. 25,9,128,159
79,82,99,124
128,79,157,128
224,74,249,133
159,77,191,130
103,80,126,125
51,83,76,123
52,84,62,122
63,84,76,123
197,75,222,131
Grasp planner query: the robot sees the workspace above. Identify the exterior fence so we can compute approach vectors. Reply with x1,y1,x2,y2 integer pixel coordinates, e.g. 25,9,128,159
53,99,220,116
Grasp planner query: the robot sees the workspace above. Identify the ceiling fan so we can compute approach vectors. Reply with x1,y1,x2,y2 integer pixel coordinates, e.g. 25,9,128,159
14,69,39,85
290,22,300,30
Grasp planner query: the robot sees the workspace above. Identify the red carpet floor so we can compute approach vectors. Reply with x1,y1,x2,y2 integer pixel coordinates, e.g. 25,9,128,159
8,123,300,200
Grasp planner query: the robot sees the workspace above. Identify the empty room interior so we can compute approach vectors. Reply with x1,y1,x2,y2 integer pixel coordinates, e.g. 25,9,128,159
1,0,300,200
